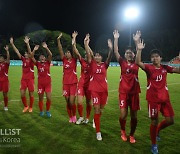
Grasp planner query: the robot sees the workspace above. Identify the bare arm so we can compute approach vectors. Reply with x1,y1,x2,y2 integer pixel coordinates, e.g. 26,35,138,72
135,39,146,70
84,34,93,63
106,39,113,65
133,30,141,46
113,30,120,62
42,42,52,63
172,67,180,74
72,31,81,59
24,36,32,54
57,33,64,60
10,37,21,59
4,45,10,64
30,45,39,64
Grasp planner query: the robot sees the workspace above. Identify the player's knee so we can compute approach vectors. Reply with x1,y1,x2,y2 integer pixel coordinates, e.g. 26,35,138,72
151,118,158,125
167,118,174,125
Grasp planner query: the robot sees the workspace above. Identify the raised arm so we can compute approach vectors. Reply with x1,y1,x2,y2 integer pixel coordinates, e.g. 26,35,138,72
84,34,92,63
10,37,21,59
106,39,113,65
57,33,64,60
133,31,141,46
84,34,94,58
72,31,81,59
42,42,52,63
135,39,146,70
113,30,120,61
30,45,39,64
4,45,10,64
24,36,32,54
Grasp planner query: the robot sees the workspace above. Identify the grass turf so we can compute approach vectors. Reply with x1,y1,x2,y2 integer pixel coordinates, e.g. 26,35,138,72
0,66,179,153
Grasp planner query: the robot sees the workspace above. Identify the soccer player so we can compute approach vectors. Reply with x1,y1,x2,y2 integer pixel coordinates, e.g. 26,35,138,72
135,38,180,154
0,45,10,111
85,34,113,141
29,42,52,118
71,32,92,124
113,30,141,143
10,36,35,113
57,33,77,123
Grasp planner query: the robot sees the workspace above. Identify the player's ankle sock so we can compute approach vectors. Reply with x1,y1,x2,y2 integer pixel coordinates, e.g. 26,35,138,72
46,101,51,111
150,124,158,145
72,103,76,116
30,96,34,108
94,113,101,133
86,104,92,119
4,96,8,107
157,120,172,134
130,118,137,136
38,101,43,112
77,104,83,117
21,96,28,107
66,104,72,118
119,117,126,131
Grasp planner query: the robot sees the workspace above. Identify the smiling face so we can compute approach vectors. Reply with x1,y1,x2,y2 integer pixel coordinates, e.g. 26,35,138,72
39,55,46,63
65,50,72,59
124,49,135,61
94,53,102,63
24,52,30,58
150,53,162,65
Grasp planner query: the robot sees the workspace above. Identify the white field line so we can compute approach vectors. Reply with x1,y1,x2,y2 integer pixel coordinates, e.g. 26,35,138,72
1,82,180,102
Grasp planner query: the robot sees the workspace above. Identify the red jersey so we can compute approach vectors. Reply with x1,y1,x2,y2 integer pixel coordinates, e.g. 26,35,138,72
119,57,140,94
36,61,51,82
144,64,174,102
21,56,34,80
62,57,78,85
0,62,9,81
78,58,91,87
88,60,108,92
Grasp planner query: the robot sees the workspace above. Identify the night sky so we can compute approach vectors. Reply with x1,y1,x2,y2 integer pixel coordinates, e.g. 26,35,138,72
0,0,180,50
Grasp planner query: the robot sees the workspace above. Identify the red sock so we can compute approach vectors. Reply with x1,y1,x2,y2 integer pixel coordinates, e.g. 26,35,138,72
39,101,43,112
119,117,126,131
150,124,158,145
46,101,51,111
29,96,34,108
94,113,101,133
157,120,172,134
77,104,83,117
66,104,72,118
86,104,92,119
130,118,137,136
4,97,8,107
21,96,28,107
72,103,76,116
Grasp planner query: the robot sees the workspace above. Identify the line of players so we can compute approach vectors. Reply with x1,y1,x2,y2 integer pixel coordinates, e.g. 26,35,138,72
0,30,179,154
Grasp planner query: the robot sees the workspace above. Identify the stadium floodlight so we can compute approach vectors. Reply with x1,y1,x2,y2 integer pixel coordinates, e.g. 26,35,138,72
124,6,140,46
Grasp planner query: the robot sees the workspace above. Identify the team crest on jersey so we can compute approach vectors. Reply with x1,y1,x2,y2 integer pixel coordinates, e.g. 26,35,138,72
162,69,167,73
65,64,70,68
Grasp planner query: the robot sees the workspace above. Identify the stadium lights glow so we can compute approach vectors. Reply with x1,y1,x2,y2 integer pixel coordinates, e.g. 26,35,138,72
124,6,139,20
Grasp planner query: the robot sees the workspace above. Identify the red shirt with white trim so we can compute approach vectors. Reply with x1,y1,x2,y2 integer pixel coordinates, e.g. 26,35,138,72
119,57,140,94
62,57,78,85
21,56,34,80
78,58,91,87
144,64,173,102
88,59,108,92
0,62,9,81
36,61,51,82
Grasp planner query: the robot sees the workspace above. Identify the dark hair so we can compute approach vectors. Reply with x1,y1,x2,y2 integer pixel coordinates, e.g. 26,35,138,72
125,46,135,53
150,49,162,57
0,54,6,59
66,46,73,56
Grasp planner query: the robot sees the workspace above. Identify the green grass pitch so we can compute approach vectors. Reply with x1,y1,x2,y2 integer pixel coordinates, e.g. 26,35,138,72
0,66,179,153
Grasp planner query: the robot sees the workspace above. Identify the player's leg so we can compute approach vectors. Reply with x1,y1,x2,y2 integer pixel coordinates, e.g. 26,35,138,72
148,101,159,154
119,93,128,141
21,89,29,112
129,110,137,143
28,79,35,112
94,104,102,141
69,84,77,123
45,92,52,118
84,89,92,124
3,81,9,111
76,95,84,124
38,84,44,116
157,101,174,140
